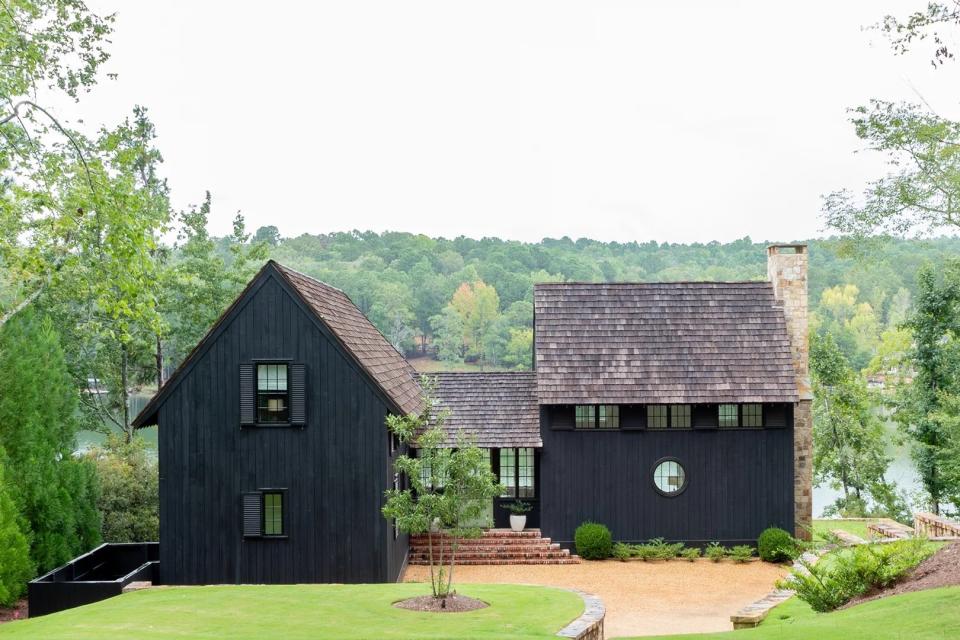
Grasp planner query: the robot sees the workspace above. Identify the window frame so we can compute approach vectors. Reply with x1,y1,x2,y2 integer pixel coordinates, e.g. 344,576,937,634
574,405,597,429
741,403,763,427
255,362,291,425
650,457,688,497
244,488,287,539
498,447,535,499
597,405,620,429
670,404,692,429
718,404,740,428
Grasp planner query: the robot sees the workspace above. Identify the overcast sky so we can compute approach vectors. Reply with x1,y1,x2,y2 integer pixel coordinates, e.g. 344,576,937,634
65,1,960,244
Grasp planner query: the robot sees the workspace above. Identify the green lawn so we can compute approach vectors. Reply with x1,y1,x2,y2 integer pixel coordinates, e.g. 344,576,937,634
0,583,583,639
812,518,881,541
637,587,960,640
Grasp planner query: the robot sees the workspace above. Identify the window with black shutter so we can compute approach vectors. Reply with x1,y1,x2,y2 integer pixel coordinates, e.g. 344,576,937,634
241,361,306,427
242,490,286,538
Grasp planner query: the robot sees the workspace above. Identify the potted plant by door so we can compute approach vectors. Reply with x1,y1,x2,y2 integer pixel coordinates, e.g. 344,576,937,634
501,500,533,532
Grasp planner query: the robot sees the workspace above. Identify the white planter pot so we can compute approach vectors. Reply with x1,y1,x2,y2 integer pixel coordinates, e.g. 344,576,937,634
509,515,527,532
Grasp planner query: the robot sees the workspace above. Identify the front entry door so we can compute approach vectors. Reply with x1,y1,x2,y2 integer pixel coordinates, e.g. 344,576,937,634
491,448,540,528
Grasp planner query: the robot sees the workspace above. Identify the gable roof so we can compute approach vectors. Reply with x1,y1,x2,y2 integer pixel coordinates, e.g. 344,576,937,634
422,372,541,448
274,264,424,415
534,281,799,405
133,261,423,427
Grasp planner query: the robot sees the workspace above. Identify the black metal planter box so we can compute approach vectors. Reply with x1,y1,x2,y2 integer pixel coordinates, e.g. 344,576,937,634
28,542,159,617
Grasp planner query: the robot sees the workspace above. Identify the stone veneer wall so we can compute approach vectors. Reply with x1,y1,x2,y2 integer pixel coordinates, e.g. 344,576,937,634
767,245,813,540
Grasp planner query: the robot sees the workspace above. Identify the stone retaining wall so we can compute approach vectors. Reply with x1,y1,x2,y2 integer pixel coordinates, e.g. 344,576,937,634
557,590,605,640
914,512,960,538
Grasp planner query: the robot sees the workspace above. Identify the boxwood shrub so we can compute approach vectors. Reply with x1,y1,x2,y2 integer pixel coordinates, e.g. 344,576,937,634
758,527,797,562
574,522,613,559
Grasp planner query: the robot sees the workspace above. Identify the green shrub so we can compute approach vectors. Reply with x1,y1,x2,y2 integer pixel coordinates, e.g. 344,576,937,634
574,522,613,560
680,547,702,561
705,542,726,562
612,542,632,561
0,461,34,606
758,527,797,562
781,539,937,612
730,545,754,563
646,538,685,560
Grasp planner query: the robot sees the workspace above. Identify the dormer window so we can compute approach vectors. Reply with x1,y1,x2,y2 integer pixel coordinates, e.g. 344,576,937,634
257,364,289,423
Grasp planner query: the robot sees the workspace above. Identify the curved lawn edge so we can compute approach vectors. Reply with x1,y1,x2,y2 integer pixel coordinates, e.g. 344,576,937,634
0,583,583,640
631,586,960,640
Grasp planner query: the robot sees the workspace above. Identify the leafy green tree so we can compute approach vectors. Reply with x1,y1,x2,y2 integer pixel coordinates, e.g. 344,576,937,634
811,332,902,518
253,225,281,246
0,458,33,607
382,386,501,603
0,310,101,572
430,307,466,364
84,435,159,543
893,262,960,514
164,192,266,367
450,280,501,367
500,328,533,370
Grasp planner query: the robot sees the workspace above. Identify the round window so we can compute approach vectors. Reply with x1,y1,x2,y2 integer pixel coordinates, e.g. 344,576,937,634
652,458,687,497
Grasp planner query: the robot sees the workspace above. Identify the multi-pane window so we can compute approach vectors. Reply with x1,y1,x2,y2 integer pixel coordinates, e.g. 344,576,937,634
575,405,596,429
647,405,668,429
598,405,620,429
742,404,763,427
518,448,535,498
499,448,535,498
670,404,692,428
257,364,289,423
263,492,283,536
719,404,739,428
392,473,400,539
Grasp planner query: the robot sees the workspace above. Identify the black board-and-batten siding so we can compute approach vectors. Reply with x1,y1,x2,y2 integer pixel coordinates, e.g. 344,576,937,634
155,269,407,585
538,405,795,545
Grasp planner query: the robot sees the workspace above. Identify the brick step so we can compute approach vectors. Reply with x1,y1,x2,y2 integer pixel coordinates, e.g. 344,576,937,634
409,540,558,550
409,557,581,566
411,528,543,539
411,534,550,543
409,543,562,554
409,549,571,560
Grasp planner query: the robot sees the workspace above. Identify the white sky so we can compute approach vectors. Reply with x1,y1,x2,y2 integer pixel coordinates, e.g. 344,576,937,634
60,1,960,244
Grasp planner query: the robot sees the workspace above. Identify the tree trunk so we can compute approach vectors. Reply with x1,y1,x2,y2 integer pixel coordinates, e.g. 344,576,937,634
121,343,131,442
155,334,164,389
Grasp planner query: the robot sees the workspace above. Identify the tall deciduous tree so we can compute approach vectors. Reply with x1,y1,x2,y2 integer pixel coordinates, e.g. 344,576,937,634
893,262,960,514
811,332,903,519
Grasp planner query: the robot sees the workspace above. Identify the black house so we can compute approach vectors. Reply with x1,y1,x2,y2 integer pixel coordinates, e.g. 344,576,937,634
135,244,812,584
134,262,423,584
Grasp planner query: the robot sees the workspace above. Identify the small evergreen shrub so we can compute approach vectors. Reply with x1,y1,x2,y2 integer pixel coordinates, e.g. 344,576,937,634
730,545,755,563
575,522,613,559
758,527,797,562
612,542,632,561
680,547,702,561
705,542,727,562
780,538,937,612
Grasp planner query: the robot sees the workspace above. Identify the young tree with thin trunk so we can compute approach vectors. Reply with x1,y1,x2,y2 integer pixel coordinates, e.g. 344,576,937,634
382,384,501,605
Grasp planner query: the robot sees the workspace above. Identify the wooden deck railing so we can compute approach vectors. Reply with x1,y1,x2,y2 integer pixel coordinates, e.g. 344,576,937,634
914,512,960,538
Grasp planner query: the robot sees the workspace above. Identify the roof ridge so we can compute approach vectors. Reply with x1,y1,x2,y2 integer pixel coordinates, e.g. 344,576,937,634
534,280,770,287
271,260,349,296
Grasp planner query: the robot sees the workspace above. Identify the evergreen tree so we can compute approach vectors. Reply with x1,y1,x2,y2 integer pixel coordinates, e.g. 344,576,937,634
0,458,33,607
0,310,101,572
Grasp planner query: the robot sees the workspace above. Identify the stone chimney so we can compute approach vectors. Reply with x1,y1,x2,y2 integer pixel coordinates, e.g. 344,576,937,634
767,244,813,539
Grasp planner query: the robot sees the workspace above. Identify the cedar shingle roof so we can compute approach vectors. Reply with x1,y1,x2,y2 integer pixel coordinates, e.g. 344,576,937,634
423,372,541,448
276,264,425,415
534,281,799,404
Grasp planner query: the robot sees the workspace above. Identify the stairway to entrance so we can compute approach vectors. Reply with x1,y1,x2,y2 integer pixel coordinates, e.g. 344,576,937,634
408,528,580,565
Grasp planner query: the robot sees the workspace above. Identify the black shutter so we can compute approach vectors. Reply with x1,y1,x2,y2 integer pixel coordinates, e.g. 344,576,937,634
240,363,255,426
242,492,262,537
290,363,306,425
549,405,574,430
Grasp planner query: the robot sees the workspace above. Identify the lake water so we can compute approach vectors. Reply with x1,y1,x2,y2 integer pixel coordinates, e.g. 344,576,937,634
813,420,922,516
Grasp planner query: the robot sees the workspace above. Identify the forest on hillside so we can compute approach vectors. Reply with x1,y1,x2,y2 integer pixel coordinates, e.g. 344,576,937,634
254,229,960,373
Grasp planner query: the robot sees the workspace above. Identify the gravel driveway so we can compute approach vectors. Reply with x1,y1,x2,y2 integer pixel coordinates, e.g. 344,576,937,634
404,559,789,638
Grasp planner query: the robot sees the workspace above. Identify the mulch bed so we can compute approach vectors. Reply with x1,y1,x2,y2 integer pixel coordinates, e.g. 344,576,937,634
394,594,488,613
843,541,960,609
0,599,28,624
